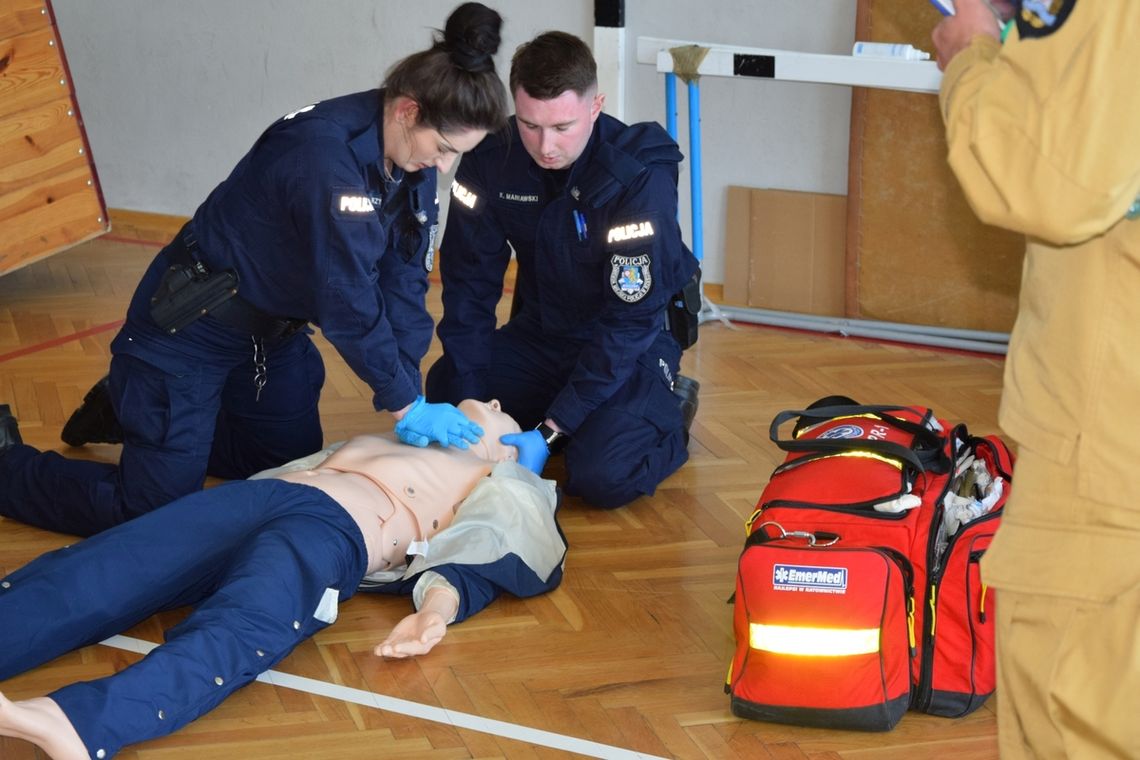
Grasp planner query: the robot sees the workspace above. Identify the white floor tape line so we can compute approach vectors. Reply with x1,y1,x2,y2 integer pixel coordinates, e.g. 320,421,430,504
101,635,668,760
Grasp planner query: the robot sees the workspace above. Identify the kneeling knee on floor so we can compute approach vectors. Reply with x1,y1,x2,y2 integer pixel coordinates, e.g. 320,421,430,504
569,459,648,509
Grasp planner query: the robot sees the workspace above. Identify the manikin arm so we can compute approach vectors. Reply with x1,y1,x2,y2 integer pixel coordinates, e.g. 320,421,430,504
374,584,460,658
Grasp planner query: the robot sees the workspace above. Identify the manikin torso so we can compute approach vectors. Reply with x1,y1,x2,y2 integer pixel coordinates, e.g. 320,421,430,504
274,399,520,574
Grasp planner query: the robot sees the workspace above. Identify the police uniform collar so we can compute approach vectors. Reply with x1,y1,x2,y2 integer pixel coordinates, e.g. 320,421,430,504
345,89,386,169
564,121,603,185
404,166,433,190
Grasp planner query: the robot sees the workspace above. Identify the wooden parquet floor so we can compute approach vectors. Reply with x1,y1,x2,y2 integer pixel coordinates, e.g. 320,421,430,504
0,216,1007,759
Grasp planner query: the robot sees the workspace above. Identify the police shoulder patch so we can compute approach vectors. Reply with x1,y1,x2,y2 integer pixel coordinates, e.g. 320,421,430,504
331,186,380,221
450,178,486,215
1017,0,1077,38
283,103,317,121
609,253,653,303
606,218,656,247
424,224,439,273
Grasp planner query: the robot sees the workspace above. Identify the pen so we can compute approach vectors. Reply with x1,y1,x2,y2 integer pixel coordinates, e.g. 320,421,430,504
572,210,587,241
932,0,1006,35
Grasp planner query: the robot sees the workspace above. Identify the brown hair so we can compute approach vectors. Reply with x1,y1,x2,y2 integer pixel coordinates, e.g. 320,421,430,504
509,31,597,100
384,3,508,133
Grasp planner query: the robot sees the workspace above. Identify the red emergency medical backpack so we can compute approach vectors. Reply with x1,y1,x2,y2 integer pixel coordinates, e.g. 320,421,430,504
726,397,1014,731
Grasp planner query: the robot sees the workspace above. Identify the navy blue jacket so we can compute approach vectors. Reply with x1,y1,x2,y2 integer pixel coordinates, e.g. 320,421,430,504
192,89,437,413
437,114,699,432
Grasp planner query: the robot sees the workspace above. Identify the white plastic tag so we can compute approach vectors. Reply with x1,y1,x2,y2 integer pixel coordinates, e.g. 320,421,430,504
313,587,340,624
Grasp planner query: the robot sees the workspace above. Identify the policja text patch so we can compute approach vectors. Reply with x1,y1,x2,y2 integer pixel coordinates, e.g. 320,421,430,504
331,186,380,221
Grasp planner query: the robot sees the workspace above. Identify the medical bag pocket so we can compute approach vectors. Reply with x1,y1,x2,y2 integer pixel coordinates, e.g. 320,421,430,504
914,433,1012,717
727,527,915,731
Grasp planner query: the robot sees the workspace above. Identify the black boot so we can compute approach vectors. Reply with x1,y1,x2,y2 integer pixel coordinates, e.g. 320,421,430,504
61,376,123,446
674,375,700,436
0,404,22,454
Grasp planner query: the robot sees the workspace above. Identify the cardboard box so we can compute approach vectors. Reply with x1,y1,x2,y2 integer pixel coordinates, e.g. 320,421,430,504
723,186,847,317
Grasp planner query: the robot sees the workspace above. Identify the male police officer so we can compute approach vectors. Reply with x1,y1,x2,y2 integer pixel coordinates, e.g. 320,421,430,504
426,31,701,510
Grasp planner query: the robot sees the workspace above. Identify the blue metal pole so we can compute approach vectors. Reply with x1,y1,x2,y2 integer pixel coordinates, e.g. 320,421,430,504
665,72,678,141
687,78,703,262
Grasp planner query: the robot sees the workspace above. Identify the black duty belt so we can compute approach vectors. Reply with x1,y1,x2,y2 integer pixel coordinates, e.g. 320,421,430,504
164,227,308,340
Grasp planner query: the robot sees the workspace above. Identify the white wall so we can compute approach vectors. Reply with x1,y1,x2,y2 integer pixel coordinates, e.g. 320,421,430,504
50,0,857,284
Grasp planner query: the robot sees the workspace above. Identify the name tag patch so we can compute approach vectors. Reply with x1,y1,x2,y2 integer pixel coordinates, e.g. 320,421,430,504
499,191,539,203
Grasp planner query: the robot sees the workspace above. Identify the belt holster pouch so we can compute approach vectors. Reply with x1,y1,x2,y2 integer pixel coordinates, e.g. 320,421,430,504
150,263,239,334
668,270,701,350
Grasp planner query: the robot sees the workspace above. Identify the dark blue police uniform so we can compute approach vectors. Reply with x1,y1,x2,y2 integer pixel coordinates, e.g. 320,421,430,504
426,114,699,508
0,89,439,536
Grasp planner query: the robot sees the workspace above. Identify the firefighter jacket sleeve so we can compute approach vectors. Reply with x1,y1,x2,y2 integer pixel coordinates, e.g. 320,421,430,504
939,0,1140,244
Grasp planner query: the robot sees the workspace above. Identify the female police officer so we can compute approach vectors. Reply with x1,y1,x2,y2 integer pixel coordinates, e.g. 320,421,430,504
0,2,509,537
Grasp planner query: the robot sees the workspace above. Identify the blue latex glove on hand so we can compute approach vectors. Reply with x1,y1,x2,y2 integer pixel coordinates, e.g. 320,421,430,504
500,430,550,475
394,396,483,449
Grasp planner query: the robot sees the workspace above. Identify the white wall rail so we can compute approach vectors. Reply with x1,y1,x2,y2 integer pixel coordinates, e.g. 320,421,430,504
636,36,1009,355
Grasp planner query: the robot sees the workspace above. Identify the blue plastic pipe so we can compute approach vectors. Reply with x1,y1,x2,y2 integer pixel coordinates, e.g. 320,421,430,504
687,79,703,262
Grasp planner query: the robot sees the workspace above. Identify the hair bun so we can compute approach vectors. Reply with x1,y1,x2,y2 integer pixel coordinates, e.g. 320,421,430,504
442,2,502,73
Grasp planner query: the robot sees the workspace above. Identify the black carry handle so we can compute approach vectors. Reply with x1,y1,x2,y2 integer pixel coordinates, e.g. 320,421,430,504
770,402,951,474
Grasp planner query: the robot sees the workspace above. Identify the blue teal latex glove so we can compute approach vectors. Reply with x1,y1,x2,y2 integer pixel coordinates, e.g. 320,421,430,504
500,430,550,474
394,396,483,448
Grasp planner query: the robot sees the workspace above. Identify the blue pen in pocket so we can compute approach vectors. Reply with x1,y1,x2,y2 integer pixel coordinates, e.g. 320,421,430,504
572,209,588,241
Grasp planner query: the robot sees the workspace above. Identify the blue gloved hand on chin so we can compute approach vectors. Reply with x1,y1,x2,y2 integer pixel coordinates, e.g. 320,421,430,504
394,396,484,448
499,430,550,474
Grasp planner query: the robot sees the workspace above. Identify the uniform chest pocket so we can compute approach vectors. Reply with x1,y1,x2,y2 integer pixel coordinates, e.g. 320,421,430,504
569,236,602,264
396,221,427,264
539,236,606,330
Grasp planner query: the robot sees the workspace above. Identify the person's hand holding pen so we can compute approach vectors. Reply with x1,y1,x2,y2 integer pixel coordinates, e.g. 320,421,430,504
931,0,1009,71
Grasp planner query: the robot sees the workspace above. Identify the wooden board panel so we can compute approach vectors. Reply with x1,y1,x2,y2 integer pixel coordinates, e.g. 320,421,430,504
0,166,106,267
846,0,1023,332
0,0,108,275
0,0,48,39
0,26,67,114
0,99,89,182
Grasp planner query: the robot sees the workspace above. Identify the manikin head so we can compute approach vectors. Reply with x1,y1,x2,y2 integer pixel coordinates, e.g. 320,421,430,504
509,31,604,170
457,399,521,463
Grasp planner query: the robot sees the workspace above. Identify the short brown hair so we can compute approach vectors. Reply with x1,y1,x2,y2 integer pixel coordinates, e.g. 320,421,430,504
509,31,597,101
